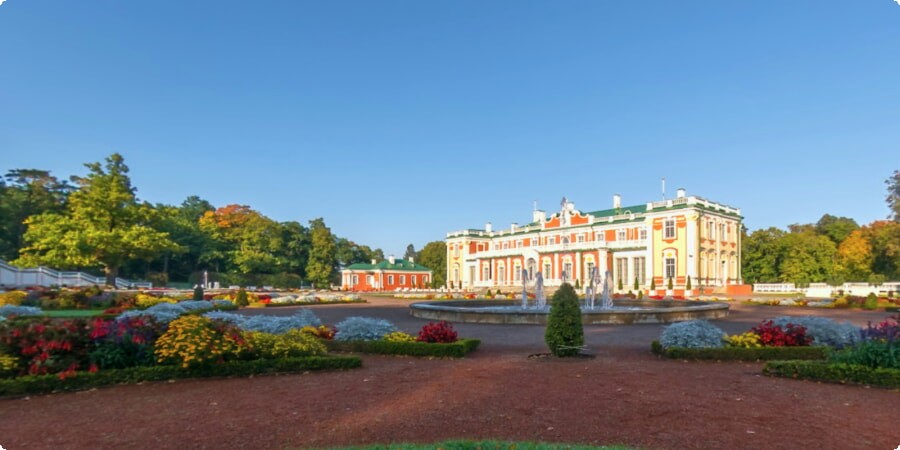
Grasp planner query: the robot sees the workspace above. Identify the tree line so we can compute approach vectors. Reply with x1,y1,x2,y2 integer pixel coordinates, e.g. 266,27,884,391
741,170,900,285
0,153,409,288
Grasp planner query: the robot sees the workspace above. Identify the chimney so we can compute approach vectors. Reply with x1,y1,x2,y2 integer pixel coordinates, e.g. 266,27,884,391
676,188,686,199
532,210,546,223
388,255,395,264
510,222,518,232
371,259,376,265
408,256,415,264
485,222,493,233
613,194,621,209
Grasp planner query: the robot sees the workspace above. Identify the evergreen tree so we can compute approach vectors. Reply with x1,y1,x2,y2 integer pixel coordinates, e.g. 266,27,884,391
193,285,204,301
306,218,336,288
235,288,249,307
544,283,584,357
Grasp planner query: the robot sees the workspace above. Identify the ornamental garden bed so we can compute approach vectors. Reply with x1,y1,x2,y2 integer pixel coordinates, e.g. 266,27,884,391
654,315,899,388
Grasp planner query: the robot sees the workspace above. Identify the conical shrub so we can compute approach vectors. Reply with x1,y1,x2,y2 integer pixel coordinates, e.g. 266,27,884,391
193,285,204,301
544,282,584,357
235,288,249,307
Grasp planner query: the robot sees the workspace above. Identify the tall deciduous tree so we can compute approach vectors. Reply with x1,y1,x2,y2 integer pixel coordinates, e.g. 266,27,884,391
887,170,900,222
306,218,335,288
777,230,837,284
198,204,284,274
862,220,900,280
15,154,178,285
741,227,786,283
0,169,72,260
416,241,446,288
835,229,873,281
815,214,859,245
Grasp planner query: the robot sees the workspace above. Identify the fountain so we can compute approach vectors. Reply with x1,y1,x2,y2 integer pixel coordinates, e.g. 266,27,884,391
410,268,729,324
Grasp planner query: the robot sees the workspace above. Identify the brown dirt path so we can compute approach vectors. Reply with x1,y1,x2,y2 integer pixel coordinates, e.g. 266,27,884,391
0,299,897,450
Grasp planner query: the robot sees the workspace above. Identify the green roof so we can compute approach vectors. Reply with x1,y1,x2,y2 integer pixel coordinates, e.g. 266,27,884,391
584,204,648,218
346,259,432,272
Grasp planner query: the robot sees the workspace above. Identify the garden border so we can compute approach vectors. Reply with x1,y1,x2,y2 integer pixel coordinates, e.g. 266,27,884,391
326,338,481,358
0,355,361,397
763,360,900,389
650,341,828,361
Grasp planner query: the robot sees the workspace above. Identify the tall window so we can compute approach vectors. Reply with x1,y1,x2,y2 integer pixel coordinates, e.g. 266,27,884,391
585,261,596,280
722,224,728,241
708,220,715,239
352,275,359,286
615,258,628,286
388,275,394,285
498,265,506,283
411,275,416,286
563,262,572,281
665,258,676,280
514,264,521,281
454,245,460,257
634,257,646,285
400,275,406,285
543,262,552,279
664,219,676,239
483,265,490,281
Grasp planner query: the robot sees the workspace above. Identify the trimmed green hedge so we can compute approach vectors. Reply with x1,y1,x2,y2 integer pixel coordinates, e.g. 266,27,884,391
323,440,632,450
763,360,900,389
0,355,361,397
651,341,828,361
326,338,481,358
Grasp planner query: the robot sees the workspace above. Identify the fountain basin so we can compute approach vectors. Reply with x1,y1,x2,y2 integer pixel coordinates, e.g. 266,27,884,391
409,299,729,325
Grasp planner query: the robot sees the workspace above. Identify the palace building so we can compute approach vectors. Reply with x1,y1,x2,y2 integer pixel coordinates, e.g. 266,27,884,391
445,189,742,292
341,256,433,291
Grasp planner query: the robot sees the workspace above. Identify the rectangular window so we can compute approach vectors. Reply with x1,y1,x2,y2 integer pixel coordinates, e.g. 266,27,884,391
722,224,728,241
563,262,572,281
617,229,626,241
615,258,628,286
577,233,585,243
411,275,416,285
517,240,523,248
543,263,552,279
514,266,521,281
502,242,508,249
709,221,715,239
352,275,358,285
388,275,394,285
639,229,647,240
664,219,676,239
530,237,538,247
548,236,555,245
665,258,676,280
634,257,646,285
596,232,604,241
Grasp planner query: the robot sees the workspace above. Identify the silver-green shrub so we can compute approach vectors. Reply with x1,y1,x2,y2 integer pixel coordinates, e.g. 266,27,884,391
334,316,397,341
770,316,859,348
0,305,43,318
660,320,726,349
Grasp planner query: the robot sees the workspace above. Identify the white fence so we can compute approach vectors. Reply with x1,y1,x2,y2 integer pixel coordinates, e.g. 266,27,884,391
753,282,900,297
0,260,151,289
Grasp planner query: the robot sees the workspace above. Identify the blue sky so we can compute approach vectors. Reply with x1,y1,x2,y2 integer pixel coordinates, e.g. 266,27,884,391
1,1,898,257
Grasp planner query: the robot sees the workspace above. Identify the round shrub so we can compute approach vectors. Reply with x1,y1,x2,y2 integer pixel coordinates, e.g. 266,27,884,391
154,315,246,369
334,317,397,341
863,293,878,310
235,288,249,307
0,305,43,318
770,316,860,348
0,291,27,307
193,286,204,301
244,330,326,359
544,283,584,357
417,321,458,343
660,320,726,349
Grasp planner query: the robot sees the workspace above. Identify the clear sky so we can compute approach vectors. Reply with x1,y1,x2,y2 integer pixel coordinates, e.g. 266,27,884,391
1,1,898,257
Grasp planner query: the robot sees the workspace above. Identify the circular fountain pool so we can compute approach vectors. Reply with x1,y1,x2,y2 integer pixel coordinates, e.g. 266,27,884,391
409,299,729,325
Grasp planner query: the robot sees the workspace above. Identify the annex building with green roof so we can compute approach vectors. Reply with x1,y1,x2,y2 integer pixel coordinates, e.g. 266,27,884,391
341,256,433,291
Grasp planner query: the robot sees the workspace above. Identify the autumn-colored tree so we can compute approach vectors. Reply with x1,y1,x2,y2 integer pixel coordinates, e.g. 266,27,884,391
198,204,284,274
835,229,873,281
15,154,178,285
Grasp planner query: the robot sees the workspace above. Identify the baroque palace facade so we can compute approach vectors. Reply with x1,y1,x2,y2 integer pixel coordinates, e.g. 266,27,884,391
446,189,742,291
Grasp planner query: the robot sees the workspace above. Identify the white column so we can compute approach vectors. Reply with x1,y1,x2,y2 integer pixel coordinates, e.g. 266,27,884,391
686,215,698,280
506,257,511,287
554,253,560,281
575,252,582,284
